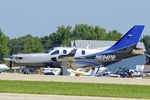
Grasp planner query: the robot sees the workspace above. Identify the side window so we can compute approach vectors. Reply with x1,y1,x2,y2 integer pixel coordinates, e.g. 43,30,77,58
51,50,59,55
63,50,67,54
15,57,23,60
81,50,85,55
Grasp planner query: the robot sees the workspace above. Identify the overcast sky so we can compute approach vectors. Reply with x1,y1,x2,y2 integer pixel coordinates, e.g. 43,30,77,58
0,0,150,38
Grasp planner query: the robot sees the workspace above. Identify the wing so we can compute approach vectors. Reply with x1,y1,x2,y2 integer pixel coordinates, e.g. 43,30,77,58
58,49,77,68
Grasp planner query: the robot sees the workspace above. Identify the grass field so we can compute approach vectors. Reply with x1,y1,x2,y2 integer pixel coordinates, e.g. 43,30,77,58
0,80,150,99
145,77,150,79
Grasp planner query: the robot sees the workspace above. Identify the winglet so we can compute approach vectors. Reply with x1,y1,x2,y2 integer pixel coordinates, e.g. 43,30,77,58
102,25,145,53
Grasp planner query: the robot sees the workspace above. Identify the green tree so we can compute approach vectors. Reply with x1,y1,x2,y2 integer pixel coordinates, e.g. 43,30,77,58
40,36,52,49
24,36,44,53
9,34,34,54
94,26,107,40
141,35,150,51
9,38,23,54
9,34,44,53
40,24,122,50
7,25,123,54
72,24,91,40
41,25,72,49
0,29,9,62
107,30,122,41
72,24,108,40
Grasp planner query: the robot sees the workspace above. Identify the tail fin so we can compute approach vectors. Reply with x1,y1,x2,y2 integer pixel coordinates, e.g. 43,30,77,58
102,25,144,53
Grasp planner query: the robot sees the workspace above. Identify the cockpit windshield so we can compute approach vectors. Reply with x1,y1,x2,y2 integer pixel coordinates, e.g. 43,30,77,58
51,50,59,55
45,48,54,53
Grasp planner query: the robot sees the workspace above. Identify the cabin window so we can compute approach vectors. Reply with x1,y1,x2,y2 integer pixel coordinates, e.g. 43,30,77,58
45,48,54,53
63,50,67,54
15,57,23,60
81,50,85,55
51,50,59,55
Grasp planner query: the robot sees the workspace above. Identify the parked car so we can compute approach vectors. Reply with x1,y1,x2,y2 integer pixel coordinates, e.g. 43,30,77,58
22,68,31,74
97,70,120,77
129,69,145,77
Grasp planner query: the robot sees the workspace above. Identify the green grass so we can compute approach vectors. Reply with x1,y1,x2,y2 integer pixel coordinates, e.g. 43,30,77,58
0,80,150,99
145,77,150,79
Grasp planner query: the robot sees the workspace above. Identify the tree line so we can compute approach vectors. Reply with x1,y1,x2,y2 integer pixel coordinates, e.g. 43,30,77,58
0,24,150,63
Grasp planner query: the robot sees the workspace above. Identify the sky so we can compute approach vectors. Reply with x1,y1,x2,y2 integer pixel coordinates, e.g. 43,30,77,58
0,0,150,38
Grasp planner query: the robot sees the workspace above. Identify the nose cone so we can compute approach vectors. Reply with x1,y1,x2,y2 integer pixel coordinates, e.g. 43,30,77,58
3,56,14,61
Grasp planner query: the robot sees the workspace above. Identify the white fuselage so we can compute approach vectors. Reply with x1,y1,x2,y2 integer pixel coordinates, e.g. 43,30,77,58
4,47,109,67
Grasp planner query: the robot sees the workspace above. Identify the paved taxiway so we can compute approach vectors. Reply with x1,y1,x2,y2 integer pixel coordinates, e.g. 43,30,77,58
0,93,148,100
0,73,150,85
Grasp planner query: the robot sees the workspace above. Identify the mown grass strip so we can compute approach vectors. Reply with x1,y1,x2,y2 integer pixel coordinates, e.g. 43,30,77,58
0,80,149,99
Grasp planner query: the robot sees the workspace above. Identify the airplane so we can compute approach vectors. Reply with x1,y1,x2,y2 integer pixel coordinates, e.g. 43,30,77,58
0,64,9,73
68,67,107,76
58,25,145,68
4,25,145,75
